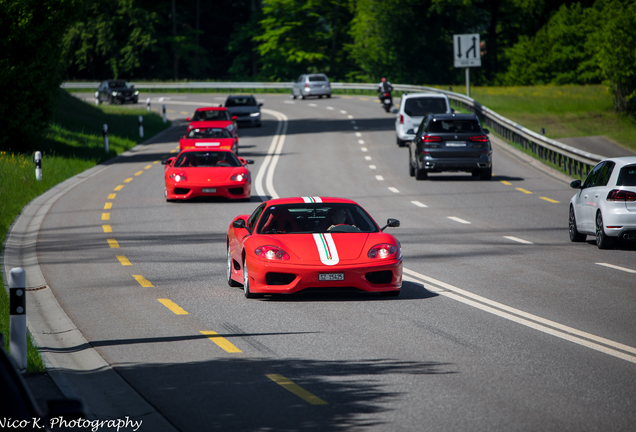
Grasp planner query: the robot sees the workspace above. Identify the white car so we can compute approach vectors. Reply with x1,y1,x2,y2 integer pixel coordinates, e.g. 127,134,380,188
569,156,636,249
395,92,452,146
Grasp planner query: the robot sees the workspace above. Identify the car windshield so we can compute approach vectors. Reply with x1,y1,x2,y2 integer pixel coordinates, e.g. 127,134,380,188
616,164,636,186
174,151,240,168
226,97,257,107
187,128,231,139
308,75,328,82
191,110,230,121
108,81,129,88
428,119,481,133
256,203,378,234
404,98,448,116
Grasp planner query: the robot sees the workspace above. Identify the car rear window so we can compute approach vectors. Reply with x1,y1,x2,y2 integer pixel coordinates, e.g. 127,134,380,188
192,110,230,121
427,119,481,133
404,98,448,116
308,75,328,82
226,97,257,107
616,165,636,186
187,128,231,139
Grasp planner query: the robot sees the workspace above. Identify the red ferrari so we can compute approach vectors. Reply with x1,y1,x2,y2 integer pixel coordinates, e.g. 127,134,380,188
186,107,237,135
163,149,253,201
179,122,239,154
226,197,402,298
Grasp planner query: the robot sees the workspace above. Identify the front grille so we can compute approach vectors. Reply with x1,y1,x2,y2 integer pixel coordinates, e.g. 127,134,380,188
229,187,244,195
174,188,190,194
365,270,393,284
266,273,296,285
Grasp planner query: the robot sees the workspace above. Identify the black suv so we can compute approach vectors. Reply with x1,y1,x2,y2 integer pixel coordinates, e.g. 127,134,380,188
95,80,139,104
408,113,492,180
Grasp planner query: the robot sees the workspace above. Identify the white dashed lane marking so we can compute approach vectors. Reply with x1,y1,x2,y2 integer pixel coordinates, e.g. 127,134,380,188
595,263,636,274
411,201,428,208
388,187,400,193
503,236,533,245
448,216,471,224
376,175,384,181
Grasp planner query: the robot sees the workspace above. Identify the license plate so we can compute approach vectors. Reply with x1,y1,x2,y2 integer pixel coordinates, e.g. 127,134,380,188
319,273,344,281
384,99,391,104
202,188,216,193
446,141,466,147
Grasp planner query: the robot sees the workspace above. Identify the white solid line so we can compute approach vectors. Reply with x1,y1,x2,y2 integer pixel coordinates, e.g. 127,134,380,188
411,201,428,208
595,263,636,274
369,165,376,170
364,156,372,160
388,187,399,193
375,175,384,181
447,216,471,224
358,140,365,145
355,132,362,137
503,236,534,245
403,268,636,364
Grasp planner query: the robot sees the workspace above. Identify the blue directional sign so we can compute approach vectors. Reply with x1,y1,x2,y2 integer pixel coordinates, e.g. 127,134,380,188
454,34,481,68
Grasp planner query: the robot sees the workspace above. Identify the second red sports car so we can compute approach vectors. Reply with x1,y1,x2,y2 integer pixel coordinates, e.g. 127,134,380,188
179,122,239,154
226,197,402,298
163,149,253,201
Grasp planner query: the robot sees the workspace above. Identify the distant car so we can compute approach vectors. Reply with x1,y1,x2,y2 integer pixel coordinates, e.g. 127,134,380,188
224,95,263,127
408,113,492,180
226,197,402,298
179,122,239,154
162,149,253,201
568,156,636,249
95,80,139,104
291,74,331,99
186,107,237,134
395,92,452,146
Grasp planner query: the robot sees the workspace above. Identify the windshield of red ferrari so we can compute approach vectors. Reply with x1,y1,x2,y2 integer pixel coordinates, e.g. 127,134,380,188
191,110,231,121
174,151,240,168
187,128,231,139
256,203,378,234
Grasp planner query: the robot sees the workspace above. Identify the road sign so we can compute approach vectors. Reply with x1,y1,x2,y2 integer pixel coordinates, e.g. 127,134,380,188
454,34,481,68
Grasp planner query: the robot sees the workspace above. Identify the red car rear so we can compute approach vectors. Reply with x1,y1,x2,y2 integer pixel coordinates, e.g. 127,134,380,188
179,121,238,154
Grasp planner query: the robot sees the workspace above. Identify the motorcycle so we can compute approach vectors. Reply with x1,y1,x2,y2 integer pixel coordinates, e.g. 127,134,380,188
379,92,392,112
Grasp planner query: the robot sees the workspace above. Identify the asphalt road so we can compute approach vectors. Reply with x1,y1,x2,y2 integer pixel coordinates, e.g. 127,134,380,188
36,93,636,431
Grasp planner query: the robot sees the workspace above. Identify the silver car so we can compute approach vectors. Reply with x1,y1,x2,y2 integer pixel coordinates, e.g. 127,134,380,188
569,156,636,249
291,74,331,99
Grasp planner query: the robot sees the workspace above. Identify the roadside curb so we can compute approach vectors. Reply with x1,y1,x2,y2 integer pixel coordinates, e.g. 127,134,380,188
1,126,181,430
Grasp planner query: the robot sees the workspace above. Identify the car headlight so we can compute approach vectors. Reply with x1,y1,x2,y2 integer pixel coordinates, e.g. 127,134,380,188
230,173,248,182
255,245,290,261
111,91,118,96
169,173,187,182
250,112,260,117
368,244,398,259
134,91,139,95
95,91,99,98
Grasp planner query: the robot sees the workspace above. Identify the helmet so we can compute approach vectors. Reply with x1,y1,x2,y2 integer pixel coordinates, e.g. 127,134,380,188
381,78,386,82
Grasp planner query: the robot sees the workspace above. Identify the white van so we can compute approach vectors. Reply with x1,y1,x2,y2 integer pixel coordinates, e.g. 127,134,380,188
395,92,452,146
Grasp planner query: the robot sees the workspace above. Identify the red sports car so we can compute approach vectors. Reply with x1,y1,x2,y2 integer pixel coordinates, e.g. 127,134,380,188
226,197,402,298
179,121,239,154
163,149,253,201
186,107,237,135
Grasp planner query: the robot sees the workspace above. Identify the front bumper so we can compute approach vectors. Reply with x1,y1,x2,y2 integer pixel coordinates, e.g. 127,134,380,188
234,115,261,125
244,258,403,294
166,181,251,200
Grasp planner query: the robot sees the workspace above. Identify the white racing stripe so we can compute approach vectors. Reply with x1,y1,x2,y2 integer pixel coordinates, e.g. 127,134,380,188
403,268,636,364
312,233,339,265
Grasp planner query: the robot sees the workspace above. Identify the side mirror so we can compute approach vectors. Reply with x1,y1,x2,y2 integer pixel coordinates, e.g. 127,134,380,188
186,117,191,122
406,129,414,135
258,103,263,107
181,136,185,139
246,159,254,165
162,157,175,165
483,128,490,135
451,108,456,113
233,218,247,229
232,116,238,121
570,180,582,189
380,218,400,231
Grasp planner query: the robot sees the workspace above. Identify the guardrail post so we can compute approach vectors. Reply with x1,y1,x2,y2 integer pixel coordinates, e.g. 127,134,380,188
162,104,167,123
139,116,144,138
9,268,27,372
103,124,109,154
33,151,42,181
146,98,151,112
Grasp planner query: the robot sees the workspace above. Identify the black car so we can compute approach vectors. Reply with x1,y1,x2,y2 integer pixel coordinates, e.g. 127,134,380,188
95,80,139,104
408,113,492,180
224,95,263,127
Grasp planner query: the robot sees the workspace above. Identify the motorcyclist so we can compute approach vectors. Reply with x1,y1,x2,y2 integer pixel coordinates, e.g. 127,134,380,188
377,77,393,106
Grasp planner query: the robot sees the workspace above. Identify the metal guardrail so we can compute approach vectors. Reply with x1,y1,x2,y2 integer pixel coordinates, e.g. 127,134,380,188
62,81,604,177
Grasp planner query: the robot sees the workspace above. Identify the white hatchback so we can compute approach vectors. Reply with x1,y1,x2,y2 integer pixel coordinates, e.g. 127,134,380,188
569,156,636,249
395,92,452,146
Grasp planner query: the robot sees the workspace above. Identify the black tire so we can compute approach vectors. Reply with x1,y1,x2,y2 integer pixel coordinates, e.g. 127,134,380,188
380,290,400,297
327,94,331,98
568,206,587,242
243,256,260,298
227,246,242,287
479,167,492,180
300,95,305,100
408,151,415,177
291,94,296,99
384,104,391,113
595,211,615,249
415,162,428,180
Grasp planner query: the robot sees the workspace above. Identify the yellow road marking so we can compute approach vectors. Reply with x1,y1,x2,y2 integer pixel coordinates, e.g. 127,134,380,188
199,331,241,353
153,160,160,164
266,374,328,405
107,239,119,248
145,165,152,169
167,109,175,113
516,187,533,194
170,149,177,153
116,255,132,266
540,197,560,203
115,185,124,191
108,193,116,199
158,299,189,315
102,225,112,233
132,275,154,287
124,178,133,183
104,202,113,210
359,97,369,101
134,171,143,176
500,180,512,186
102,213,110,220
181,111,189,115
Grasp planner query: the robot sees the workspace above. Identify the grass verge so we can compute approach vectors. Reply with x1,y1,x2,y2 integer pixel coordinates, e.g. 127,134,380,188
0,90,170,372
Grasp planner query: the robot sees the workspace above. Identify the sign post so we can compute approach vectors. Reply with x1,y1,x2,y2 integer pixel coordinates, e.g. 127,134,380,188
453,34,481,98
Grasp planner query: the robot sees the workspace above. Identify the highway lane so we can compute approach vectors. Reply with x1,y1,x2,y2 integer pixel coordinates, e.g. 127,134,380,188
34,92,636,431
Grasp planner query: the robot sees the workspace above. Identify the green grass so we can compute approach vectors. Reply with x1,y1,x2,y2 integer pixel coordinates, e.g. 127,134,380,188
0,91,170,372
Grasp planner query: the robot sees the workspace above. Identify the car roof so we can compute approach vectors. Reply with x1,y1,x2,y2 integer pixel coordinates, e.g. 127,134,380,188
402,92,448,99
226,95,256,99
429,113,478,121
195,107,228,112
187,121,232,127
264,197,359,206
178,148,234,154
602,156,636,166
